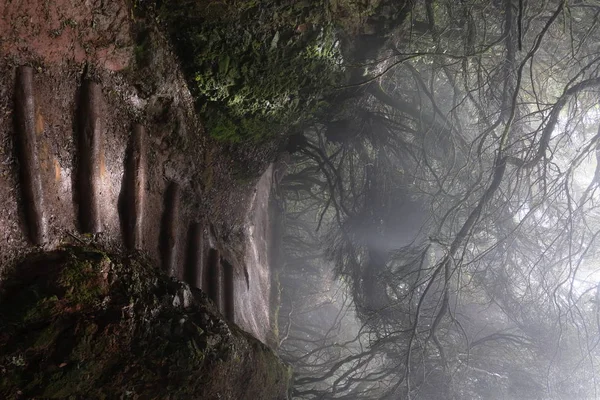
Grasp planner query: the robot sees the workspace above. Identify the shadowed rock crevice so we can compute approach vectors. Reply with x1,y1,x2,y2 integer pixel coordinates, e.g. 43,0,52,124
206,248,223,312
76,80,103,234
222,258,235,323
184,222,204,288
119,124,147,251
160,181,180,275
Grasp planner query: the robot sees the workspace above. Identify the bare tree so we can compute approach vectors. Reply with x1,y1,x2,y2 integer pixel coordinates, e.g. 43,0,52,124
279,1,600,398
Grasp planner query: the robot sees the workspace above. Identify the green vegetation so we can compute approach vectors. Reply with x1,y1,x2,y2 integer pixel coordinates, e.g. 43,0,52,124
156,0,345,142
0,247,290,399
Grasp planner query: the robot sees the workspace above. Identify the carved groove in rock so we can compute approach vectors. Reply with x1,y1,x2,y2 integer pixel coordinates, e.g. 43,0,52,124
124,124,146,250
160,181,180,274
184,222,204,289
207,248,223,312
77,80,103,233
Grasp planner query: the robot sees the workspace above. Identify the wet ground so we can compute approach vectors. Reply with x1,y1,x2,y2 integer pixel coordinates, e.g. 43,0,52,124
0,0,276,344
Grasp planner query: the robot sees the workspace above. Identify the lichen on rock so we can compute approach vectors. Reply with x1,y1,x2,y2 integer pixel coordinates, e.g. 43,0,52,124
0,247,290,399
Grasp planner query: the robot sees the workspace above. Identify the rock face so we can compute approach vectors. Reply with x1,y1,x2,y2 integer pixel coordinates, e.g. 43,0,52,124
0,0,277,344
0,0,290,397
236,165,275,344
0,247,291,399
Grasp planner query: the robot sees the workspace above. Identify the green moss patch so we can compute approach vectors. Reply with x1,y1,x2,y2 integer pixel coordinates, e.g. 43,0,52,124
150,0,344,143
0,247,290,399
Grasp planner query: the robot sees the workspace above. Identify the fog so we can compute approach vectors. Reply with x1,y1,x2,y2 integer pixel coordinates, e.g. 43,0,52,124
275,1,600,399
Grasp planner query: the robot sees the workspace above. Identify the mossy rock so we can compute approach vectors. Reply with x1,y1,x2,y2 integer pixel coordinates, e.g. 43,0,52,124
0,247,290,399
150,0,344,143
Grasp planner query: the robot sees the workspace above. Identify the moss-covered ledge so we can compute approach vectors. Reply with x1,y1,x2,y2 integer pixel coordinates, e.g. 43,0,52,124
0,247,291,399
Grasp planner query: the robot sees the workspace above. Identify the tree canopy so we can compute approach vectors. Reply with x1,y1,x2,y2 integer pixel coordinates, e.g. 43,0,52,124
277,0,600,398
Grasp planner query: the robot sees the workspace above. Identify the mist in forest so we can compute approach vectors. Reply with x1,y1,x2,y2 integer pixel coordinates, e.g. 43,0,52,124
276,1,600,399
